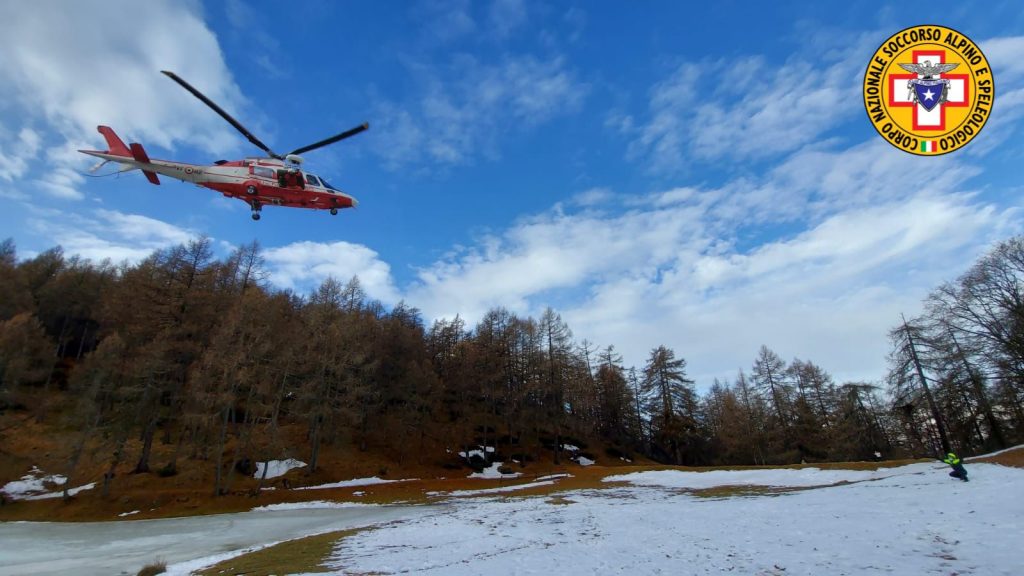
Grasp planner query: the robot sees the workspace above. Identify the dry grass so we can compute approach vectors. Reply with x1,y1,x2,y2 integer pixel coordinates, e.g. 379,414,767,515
971,446,1024,468
3,403,1022,523
195,529,357,576
137,560,167,576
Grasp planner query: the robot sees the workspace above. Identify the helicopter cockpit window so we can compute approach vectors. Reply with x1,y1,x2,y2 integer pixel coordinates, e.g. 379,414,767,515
305,174,322,187
253,166,275,179
320,177,338,191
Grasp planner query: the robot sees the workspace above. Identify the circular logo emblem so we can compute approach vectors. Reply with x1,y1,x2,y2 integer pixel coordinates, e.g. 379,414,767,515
863,25,994,156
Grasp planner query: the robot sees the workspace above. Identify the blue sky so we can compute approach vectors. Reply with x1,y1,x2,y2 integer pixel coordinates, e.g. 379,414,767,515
2,0,1023,386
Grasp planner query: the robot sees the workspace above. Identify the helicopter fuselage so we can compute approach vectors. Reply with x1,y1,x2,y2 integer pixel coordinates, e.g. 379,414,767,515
81,70,368,221
81,134,357,221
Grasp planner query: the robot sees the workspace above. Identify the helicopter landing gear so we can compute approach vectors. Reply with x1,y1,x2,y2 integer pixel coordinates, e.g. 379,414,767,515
250,199,262,221
330,207,338,216
246,185,258,196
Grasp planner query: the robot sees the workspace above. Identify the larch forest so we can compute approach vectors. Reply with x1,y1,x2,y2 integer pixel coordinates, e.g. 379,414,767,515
1,234,1022,498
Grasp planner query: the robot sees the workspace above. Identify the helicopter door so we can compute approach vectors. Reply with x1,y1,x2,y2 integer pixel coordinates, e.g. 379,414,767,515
305,174,322,188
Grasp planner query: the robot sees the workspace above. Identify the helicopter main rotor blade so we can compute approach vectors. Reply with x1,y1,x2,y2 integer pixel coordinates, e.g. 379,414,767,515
161,70,282,159
287,123,369,157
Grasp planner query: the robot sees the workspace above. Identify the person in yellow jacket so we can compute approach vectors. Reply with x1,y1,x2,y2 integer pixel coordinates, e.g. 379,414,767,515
943,452,968,482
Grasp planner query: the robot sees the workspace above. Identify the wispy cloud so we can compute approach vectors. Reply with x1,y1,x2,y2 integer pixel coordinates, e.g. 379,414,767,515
412,0,477,45
623,35,876,172
371,54,587,169
489,0,527,39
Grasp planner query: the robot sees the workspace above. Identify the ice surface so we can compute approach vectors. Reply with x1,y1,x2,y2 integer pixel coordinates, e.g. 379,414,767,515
0,504,432,576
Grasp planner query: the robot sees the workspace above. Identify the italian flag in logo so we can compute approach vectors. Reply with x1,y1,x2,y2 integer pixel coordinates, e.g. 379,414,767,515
920,140,937,153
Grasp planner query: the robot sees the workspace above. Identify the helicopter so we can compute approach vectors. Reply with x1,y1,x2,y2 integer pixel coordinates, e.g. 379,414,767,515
79,71,368,221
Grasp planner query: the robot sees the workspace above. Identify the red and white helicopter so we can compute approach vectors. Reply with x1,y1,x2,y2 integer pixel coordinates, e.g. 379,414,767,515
79,71,367,220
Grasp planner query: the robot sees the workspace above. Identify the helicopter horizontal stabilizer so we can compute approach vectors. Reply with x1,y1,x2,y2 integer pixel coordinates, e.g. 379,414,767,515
129,143,160,185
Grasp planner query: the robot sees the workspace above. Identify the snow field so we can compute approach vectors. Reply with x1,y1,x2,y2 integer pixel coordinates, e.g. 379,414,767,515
328,462,1022,575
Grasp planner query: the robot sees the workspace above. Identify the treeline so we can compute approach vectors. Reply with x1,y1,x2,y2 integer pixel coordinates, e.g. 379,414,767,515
887,237,1024,457
0,236,1021,497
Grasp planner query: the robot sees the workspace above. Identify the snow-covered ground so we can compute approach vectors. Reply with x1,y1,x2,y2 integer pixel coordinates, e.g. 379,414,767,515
329,461,1021,575
1,459,1020,575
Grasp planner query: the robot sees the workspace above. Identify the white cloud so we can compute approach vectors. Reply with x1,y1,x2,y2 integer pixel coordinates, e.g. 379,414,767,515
29,208,197,264
403,137,1016,384
264,241,400,304
0,127,41,182
0,0,243,167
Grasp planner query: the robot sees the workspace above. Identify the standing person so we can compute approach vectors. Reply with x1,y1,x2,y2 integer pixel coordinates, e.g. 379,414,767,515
943,452,968,482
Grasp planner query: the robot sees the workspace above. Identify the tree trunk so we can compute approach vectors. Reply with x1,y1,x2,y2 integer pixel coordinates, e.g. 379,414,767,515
904,320,951,454
134,415,157,474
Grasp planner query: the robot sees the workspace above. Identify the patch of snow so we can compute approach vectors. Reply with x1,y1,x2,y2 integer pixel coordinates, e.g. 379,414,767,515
966,443,1024,461
1,467,67,499
294,477,415,490
2,467,97,501
603,463,941,489
536,474,572,482
468,462,521,479
23,482,96,500
575,456,595,466
251,501,376,511
117,510,140,517
561,444,580,452
458,445,496,460
435,480,556,497
253,458,306,479
619,457,633,463
352,491,365,497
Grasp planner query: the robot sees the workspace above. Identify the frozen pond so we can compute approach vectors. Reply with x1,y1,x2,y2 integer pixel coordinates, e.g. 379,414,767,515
0,503,434,576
